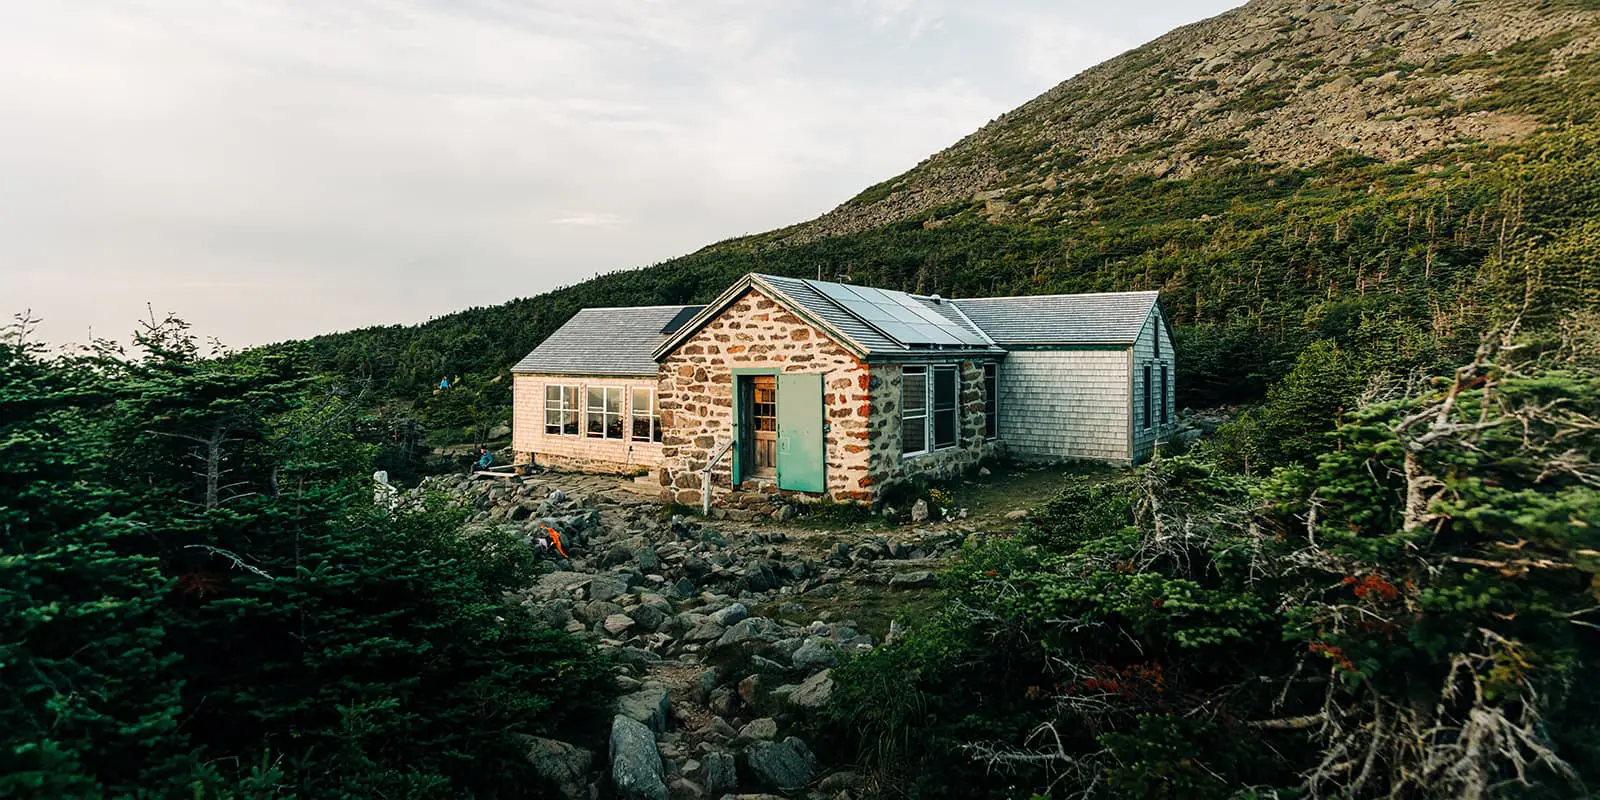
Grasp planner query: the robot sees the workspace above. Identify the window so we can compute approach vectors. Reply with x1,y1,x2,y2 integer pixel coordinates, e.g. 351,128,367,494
901,367,927,455
586,386,624,439
631,387,661,443
1160,364,1169,426
1142,365,1153,431
902,365,961,456
932,365,958,449
544,384,579,436
1154,324,1161,360
982,363,998,440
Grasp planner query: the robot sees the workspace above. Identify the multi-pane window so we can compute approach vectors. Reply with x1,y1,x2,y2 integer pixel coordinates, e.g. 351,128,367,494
982,363,998,440
586,386,624,439
903,365,961,456
932,366,958,449
1142,365,1153,431
631,387,661,443
1160,364,1169,426
901,368,928,455
544,385,579,436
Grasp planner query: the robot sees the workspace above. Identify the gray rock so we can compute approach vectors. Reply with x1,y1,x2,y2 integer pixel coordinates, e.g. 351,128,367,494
818,771,860,791
910,498,931,523
667,777,704,799
700,750,737,796
522,736,593,800
684,620,727,643
889,571,937,589
711,602,749,626
1004,509,1029,521
589,573,630,601
636,546,662,571
737,717,778,742
617,687,672,734
604,613,636,637
610,715,667,800
772,504,796,522
790,638,836,670
787,669,834,710
628,604,668,632
744,736,817,791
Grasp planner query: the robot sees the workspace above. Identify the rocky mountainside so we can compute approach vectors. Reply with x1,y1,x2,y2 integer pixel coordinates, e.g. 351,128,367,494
784,0,1600,242
285,0,1600,416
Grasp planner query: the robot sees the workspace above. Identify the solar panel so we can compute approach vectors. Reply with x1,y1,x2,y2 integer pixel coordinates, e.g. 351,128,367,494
808,279,990,348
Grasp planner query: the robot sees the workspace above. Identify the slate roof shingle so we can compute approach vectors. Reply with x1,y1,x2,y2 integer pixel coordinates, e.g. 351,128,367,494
951,291,1159,345
512,305,703,376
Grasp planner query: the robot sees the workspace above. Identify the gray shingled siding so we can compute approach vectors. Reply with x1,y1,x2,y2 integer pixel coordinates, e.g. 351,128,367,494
1130,309,1177,463
997,350,1131,463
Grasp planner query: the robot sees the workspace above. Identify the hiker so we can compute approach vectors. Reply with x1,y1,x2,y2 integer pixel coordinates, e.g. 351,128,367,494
546,527,568,559
439,376,450,390
476,448,494,470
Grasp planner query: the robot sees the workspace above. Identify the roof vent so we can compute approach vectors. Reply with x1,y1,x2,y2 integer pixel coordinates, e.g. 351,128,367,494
929,294,943,304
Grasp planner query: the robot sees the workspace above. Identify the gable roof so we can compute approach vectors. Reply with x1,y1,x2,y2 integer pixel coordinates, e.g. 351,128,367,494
513,304,703,376
652,274,1003,362
951,291,1161,346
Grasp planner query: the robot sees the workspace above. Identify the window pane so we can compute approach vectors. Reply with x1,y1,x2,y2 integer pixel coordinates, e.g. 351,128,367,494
1160,365,1169,425
632,416,651,441
932,367,956,410
606,414,623,439
934,409,957,449
983,364,997,439
902,412,926,454
1143,365,1153,430
545,384,561,404
565,409,578,435
564,386,578,409
652,416,662,443
902,371,926,414
587,411,605,437
545,408,562,435
605,388,622,414
587,387,603,414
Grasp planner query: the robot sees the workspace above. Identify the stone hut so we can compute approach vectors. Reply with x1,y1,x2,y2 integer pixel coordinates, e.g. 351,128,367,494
510,273,1176,507
510,304,701,474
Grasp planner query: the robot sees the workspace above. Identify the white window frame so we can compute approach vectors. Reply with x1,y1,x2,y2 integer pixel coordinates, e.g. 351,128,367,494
586,386,624,440
630,387,661,443
901,367,929,456
902,364,962,458
544,384,580,436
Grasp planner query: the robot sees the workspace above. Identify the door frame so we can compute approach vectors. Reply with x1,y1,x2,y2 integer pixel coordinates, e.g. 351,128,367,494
730,368,779,486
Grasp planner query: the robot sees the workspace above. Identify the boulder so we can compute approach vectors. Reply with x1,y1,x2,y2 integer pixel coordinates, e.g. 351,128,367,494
1004,509,1029,521
889,571,937,589
790,638,836,670
711,602,749,626
636,546,662,571
700,750,737,797
522,736,592,800
604,614,636,637
628,604,668,632
743,736,817,792
737,717,778,742
910,498,931,523
617,687,672,734
610,715,667,800
787,669,834,710
588,573,630,602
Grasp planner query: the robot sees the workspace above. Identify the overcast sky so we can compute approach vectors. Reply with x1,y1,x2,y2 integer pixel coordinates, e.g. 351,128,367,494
1,0,1237,349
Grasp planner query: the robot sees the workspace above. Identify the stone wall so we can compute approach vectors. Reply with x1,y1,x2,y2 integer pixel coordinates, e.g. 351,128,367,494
867,360,997,493
512,373,664,475
657,288,873,505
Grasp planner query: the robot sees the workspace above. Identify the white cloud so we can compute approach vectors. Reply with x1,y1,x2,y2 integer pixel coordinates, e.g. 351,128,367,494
0,0,1240,347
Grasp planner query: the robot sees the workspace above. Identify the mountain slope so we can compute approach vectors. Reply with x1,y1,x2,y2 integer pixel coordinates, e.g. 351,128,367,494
286,0,1600,414
788,0,1600,241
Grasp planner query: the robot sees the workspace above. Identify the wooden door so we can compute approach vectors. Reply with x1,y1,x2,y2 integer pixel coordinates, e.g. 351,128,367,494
776,373,825,492
749,375,778,477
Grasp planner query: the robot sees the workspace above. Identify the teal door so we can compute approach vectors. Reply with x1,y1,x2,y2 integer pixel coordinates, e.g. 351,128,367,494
776,373,825,492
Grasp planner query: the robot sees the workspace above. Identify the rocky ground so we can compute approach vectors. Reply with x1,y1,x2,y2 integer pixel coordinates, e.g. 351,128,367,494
407,470,1016,800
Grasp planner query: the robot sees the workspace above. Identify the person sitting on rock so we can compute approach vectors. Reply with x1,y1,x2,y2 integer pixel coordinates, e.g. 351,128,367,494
476,448,494,470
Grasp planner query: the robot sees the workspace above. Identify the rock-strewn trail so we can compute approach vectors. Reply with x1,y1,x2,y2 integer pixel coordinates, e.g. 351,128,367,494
410,471,987,800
